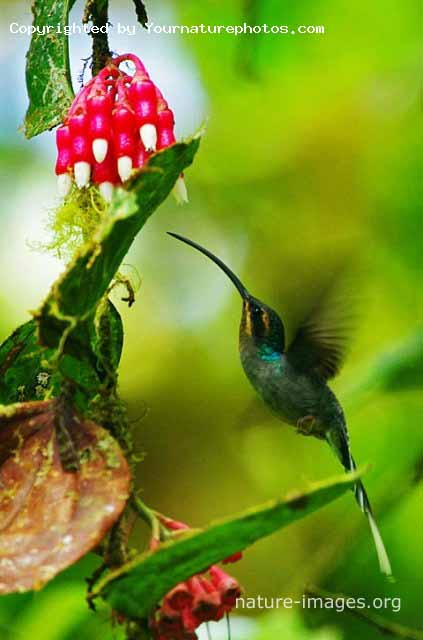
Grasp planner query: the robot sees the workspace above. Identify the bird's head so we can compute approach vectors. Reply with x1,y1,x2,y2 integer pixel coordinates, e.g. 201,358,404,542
241,295,285,355
168,232,285,355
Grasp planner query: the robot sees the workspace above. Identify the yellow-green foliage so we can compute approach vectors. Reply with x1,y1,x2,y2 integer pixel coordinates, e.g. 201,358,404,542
41,187,107,260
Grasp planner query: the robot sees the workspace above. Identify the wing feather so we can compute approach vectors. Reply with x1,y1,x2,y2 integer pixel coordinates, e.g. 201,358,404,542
285,270,355,379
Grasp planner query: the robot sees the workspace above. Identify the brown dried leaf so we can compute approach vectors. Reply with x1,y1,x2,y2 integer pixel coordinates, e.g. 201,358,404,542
0,401,130,593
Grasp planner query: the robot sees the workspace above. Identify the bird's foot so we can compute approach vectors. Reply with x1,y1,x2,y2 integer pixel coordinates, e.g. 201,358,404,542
296,415,317,436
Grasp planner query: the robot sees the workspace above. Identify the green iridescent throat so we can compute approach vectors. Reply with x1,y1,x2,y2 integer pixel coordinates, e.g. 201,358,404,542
259,345,281,362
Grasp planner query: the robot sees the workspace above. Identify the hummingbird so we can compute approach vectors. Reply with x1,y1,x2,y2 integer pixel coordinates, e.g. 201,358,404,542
168,232,392,577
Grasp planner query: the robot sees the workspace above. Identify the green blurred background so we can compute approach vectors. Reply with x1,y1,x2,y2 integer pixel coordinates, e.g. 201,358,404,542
0,1,421,638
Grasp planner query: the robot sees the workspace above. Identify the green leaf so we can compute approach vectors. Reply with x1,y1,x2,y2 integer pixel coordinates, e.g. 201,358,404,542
0,300,123,409
344,329,423,408
38,138,200,350
93,468,365,618
372,330,423,392
25,0,74,138
132,0,149,27
252,610,342,640
0,321,49,403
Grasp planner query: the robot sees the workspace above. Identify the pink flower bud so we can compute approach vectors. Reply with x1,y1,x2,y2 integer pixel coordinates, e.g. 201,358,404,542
133,143,151,169
157,109,175,130
56,124,71,149
55,148,72,174
188,577,221,624
129,77,158,123
71,135,92,163
68,111,88,135
181,609,201,633
88,112,112,139
157,128,176,150
87,92,113,114
155,86,169,112
157,109,176,149
55,125,72,174
92,146,119,185
222,551,243,564
113,105,135,133
164,582,193,611
209,566,241,609
157,603,184,634
114,130,135,157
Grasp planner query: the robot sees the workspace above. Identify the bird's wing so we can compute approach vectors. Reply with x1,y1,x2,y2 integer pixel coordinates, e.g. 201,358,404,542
285,269,355,380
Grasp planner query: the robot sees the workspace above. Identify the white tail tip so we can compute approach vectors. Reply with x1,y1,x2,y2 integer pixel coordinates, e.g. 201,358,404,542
117,155,133,182
92,138,108,163
99,181,114,203
140,123,157,152
172,175,188,205
57,173,72,198
74,161,91,188
368,511,392,577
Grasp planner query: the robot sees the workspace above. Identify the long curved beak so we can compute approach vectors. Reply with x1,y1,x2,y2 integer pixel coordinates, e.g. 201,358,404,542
167,232,249,300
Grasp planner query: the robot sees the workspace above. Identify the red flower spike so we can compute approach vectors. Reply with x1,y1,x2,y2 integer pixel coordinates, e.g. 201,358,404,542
149,516,242,638
55,53,181,201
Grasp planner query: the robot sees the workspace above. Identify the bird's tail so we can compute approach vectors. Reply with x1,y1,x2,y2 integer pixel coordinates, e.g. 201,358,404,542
326,427,392,577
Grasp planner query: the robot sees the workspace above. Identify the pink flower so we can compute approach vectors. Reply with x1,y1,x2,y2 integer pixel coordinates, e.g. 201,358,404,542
149,517,243,640
55,53,186,202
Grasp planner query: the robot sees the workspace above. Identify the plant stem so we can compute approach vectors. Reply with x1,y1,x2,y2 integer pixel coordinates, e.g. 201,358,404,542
130,495,166,542
83,0,111,75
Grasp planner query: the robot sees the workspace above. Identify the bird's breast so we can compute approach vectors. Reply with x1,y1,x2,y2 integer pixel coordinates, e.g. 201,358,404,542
240,347,329,427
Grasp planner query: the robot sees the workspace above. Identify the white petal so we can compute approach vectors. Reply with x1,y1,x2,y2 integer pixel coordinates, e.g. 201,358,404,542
140,123,157,152
117,155,133,182
74,161,91,188
57,173,71,198
92,138,108,163
172,175,188,205
99,181,114,203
